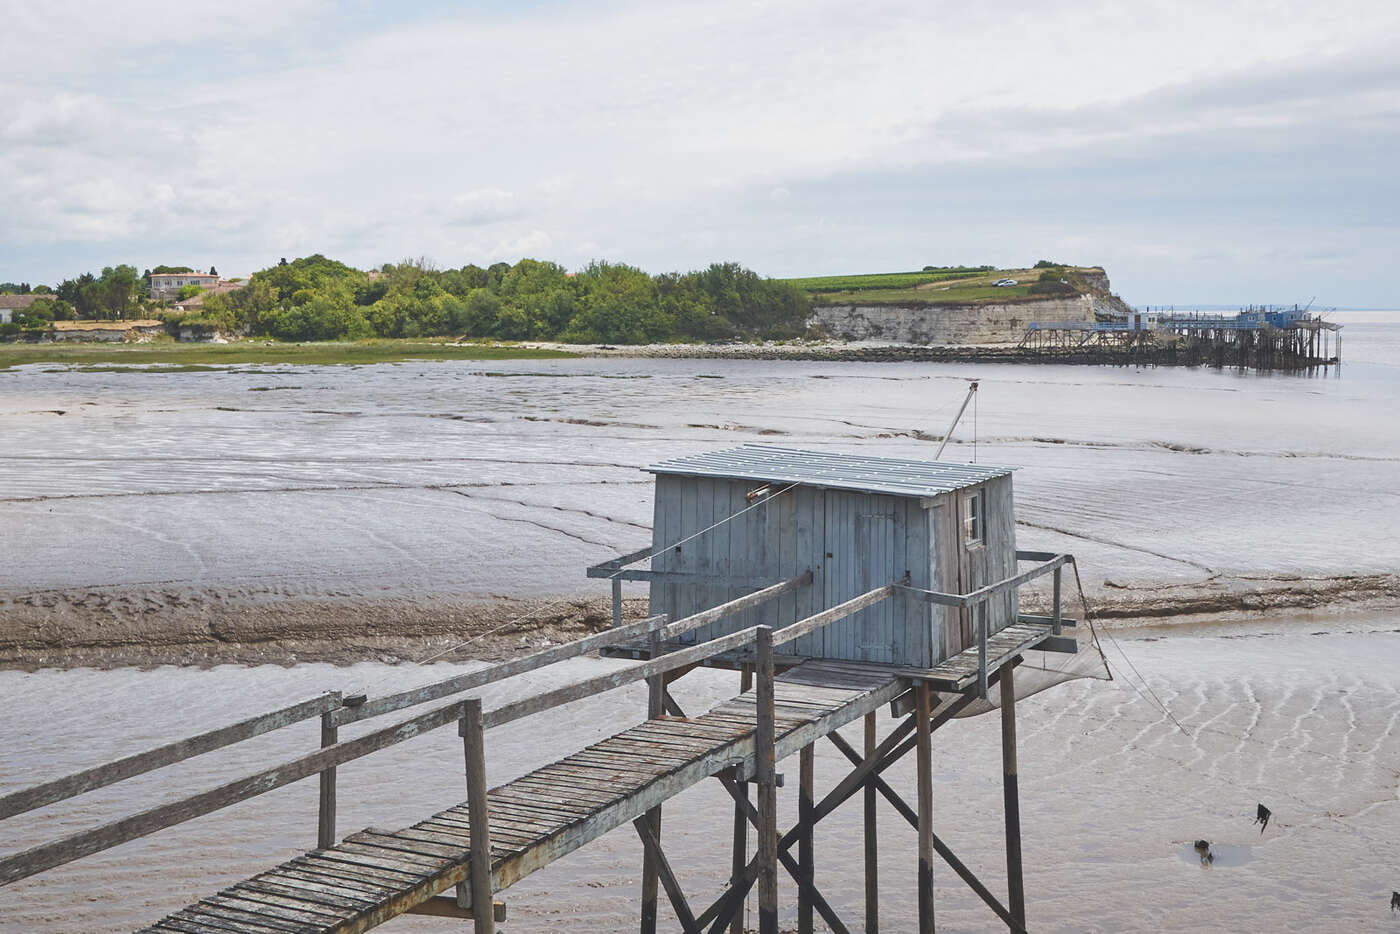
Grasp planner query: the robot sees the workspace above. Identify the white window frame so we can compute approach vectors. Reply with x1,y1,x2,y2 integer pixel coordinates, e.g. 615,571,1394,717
963,489,984,547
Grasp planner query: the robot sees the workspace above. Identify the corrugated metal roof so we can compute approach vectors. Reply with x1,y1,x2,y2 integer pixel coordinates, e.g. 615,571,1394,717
646,445,1013,498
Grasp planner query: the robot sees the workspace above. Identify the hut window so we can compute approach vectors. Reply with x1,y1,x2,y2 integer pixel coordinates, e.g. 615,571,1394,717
963,491,984,546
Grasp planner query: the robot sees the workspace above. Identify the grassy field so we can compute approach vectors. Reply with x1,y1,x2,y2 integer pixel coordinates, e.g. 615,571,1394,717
782,268,993,293
799,267,1072,306
0,338,578,371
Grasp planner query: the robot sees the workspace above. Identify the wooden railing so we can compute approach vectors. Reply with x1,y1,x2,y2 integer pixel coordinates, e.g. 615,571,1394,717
0,570,823,896
0,551,1073,923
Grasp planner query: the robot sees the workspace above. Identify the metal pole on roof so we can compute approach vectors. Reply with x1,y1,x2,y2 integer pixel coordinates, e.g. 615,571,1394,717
934,381,978,461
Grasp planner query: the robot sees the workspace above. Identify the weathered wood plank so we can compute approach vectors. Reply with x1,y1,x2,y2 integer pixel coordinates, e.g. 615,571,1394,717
0,693,339,821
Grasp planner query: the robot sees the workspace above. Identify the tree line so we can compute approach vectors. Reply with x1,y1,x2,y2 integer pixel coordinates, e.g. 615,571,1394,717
193,256,811,343
3,256,812,344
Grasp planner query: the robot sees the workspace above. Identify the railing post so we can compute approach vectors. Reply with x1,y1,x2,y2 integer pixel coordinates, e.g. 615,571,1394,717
755,626,778,934
977,604,989,700
612,578,623,629
1051,566,1062,636
317,691,342,849
461,698,494,934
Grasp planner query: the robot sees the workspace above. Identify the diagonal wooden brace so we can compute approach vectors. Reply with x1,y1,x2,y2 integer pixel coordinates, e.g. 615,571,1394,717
633,815,701,933
714,774,852,934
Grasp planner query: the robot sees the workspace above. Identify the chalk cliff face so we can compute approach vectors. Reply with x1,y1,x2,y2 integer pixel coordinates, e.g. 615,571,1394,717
810,295,1094,344
808,269,1131,344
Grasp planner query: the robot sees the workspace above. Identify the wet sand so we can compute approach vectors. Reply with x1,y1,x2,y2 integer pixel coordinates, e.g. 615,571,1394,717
3,314,1400,667
1,621,1396,933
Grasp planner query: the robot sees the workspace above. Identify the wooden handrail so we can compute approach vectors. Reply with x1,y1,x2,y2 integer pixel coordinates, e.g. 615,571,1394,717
337,571,812,727
894,552,1074,609
0,572,829,888
0,692,341,822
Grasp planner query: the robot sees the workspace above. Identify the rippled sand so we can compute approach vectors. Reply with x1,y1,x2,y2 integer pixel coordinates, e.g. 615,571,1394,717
1,622,1396,932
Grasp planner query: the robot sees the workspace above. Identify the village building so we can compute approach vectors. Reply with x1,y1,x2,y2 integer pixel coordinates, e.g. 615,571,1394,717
0,293,53,324
148,271,220,300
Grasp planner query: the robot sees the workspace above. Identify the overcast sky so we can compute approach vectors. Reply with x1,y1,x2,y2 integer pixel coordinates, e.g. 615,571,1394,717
3,0,1397,306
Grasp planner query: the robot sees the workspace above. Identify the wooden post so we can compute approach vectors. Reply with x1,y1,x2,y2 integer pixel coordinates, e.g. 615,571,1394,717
755,627,779,934
461,698,494,934
612,578,623,629
642,629,664,934
731,665,753,934
1051,567,1062,636
915,682,935,933
1000,664,1026,930
864,711,879,933
977,604,989,699
798,744,814,934
316,691,341,849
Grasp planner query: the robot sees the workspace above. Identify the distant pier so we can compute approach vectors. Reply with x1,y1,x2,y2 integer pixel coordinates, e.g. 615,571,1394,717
1019,305,1342,371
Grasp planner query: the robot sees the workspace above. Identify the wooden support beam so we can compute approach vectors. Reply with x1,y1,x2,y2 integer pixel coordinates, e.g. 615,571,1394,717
915,682,935,933
641,629,664,934
828,728,1026,933
404,897,507,922
317,696,341,850
754,627,779,934
730,666,752,934
713,776,851,934
798,744,814,934
1001,663,1026,930
461,698,494,934
864,712,879,934
633,817,700,934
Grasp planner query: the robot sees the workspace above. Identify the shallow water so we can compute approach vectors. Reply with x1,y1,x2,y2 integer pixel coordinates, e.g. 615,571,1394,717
1,622,1396,932
2,314,1399,931
1,311,1398,608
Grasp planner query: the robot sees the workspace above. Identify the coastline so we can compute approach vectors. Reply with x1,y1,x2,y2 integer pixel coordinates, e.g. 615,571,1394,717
3,571,1397,670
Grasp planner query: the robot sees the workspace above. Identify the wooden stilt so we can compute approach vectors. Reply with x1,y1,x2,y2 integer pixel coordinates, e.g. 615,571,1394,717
461,698,495,934
316,692,341,850
864,711,879,933
731,665,753,934
642,630,664,934
915,682,935,933
755,627,779,934
798,744,814,934
1000,663,1026,930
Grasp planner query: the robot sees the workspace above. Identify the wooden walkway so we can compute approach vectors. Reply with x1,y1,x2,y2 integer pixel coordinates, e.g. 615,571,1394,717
136,660,907,934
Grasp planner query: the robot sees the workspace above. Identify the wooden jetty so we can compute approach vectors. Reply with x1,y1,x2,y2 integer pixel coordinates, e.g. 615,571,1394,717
1020,305,1342,371
1,446,1083,933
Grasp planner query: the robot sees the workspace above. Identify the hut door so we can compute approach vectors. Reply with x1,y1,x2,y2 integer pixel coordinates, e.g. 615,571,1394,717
823,495,897,663
956,487,988,648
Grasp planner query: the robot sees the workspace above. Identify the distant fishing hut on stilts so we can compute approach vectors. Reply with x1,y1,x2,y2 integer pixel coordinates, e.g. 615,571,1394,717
3,446,1082,934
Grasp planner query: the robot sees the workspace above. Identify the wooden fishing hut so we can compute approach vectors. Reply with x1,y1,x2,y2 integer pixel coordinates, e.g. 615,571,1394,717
642,445,1020,670
4,446,1078,934
588,444,1079,931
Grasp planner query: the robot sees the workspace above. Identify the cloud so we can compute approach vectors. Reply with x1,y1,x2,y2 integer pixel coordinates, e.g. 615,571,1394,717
2,0,1399,304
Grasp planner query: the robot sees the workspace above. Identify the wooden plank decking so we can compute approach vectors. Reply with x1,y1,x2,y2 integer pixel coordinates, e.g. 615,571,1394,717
914,623,1055,692
136,659,907,934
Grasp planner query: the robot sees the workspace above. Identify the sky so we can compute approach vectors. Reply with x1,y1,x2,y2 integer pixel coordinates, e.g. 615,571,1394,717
2,0,1398,306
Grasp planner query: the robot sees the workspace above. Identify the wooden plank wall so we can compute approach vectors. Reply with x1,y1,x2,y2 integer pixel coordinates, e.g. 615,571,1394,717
651,476,934,667
984,475,1019,634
